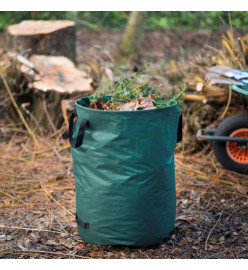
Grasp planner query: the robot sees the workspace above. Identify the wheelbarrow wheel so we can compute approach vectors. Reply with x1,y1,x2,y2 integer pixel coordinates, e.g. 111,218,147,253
213,113,248,174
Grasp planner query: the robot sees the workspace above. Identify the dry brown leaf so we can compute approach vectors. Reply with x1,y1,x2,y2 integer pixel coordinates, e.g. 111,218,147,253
73,243,84,251
89,251,101,258
18,244,27,251
90,103,97,110
176,215,195,222
119,99,141,111
59,238,74,249
103,101,116,111
139,96,155,110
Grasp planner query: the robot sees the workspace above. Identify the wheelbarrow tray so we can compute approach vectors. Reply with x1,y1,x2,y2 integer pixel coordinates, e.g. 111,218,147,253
232,69,248,96
196,71,248,173
197,74,248,143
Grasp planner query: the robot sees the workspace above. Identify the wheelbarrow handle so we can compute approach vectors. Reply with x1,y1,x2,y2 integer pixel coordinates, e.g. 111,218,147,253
196,128,248,142
196,129,205,141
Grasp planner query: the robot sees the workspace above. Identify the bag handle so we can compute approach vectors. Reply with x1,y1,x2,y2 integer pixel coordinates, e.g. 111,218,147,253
69,111,181,147
177,113,183,143
75,213,89,229
69,111,89,148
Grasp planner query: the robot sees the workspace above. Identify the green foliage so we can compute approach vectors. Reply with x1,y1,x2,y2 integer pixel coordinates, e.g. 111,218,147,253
0,11,69,29
89,65,188,110
89,66,150,105
109,66,150,102
153,83,188,108
0,11,248,31
0,11,129,31
146,11,248,30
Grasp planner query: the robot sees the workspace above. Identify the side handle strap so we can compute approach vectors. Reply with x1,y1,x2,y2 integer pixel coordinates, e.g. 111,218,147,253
177,113,183,143
76,213,89,229
69,111,89,148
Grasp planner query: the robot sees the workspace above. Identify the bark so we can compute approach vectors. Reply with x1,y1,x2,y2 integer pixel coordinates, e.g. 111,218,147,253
6,20,76,63
117,11,147,64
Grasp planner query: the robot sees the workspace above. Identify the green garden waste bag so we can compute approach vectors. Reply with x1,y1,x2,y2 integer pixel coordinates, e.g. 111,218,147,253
69,96,182,247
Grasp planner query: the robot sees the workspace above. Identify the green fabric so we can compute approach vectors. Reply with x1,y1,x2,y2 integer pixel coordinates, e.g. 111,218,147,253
231,70,248,96
232,84,248,96
71,96,180,247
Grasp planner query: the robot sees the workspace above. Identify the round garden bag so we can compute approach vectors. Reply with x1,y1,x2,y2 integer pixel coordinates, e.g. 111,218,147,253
69,96,182,247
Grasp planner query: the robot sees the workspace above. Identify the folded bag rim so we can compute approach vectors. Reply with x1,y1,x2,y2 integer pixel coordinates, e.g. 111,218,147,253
75,96,179,114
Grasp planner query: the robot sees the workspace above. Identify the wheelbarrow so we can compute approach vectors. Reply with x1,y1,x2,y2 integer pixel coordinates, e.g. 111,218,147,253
197,79,248,174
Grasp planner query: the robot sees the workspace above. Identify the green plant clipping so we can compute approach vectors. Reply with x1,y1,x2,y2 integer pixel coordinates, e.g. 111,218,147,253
88,65,188,111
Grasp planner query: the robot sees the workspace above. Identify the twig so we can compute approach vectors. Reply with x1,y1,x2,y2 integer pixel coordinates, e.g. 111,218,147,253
0,66,37,144
0,225,67,234
40,182,74,218
0,190,15,200
41,94,57,133
205,212,223,251
0,250,89,259
204,44,221,54
39,180,68,234
21,102,44,137
220,85,232,119
40,181,54,230
39,137,61,159
220,241,235,259
48,124,67,139
235,248,248,255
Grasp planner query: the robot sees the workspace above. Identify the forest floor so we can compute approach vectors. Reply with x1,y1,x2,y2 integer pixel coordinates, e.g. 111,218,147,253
75,28,223,66
0,28,248,259
0,27,229,63
0,132,247,259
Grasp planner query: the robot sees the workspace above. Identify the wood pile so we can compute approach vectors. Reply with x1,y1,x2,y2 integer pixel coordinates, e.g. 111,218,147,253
184,83,228,104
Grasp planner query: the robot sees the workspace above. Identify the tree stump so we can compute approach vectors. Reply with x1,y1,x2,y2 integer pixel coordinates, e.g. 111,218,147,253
0,51,93,132
21,54,93,130
6,20,76,63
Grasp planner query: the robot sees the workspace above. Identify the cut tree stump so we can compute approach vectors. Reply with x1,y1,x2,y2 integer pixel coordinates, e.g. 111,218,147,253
21,54,93,130
6,20,76,63
0,51,93,131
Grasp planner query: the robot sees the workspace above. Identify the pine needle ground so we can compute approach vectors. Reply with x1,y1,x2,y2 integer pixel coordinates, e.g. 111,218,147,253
0,126,247,259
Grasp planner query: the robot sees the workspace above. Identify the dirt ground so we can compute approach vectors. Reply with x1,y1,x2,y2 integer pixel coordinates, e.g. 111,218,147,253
0,132,247,259
0,28,247,259
75,28,223,64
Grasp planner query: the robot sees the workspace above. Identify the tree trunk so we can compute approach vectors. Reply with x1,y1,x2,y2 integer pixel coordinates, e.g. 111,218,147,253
6,20,76,63
117,11,147,65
